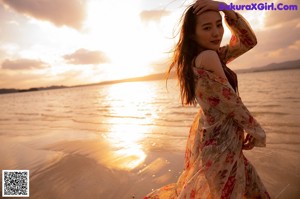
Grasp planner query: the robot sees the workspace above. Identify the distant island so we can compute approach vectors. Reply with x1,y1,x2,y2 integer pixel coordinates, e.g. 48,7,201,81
235,59,300,73
0,85,67,94
1,59,299,95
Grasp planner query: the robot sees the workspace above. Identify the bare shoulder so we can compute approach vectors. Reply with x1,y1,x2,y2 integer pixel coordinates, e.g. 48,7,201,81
195,50,221,69
195,50,226,78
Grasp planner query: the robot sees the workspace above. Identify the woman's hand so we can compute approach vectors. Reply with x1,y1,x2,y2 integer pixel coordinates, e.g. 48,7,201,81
193,0,225,15
193,0,237,20
243,134,255,150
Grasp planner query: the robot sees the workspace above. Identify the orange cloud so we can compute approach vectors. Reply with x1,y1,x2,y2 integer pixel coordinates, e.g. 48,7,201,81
140,10,170,23
2,58,50,70
263,0,300,28
231,0,299,29
63,48,109,65
1,0,86,29
288,40,300,50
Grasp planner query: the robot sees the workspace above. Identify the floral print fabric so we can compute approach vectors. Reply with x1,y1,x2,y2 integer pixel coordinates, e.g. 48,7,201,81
145,12,270,199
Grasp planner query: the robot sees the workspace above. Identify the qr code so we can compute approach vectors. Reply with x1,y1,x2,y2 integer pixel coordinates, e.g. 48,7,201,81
2,170,29,197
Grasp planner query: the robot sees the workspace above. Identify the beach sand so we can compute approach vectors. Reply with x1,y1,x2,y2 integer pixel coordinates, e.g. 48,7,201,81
0,131,299,199
0,134,183,199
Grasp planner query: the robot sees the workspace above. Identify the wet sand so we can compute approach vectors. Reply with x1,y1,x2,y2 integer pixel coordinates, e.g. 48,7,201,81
0,133,299,199
0,135,184,198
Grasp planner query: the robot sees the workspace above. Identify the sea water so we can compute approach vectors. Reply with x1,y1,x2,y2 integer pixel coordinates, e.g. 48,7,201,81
0,69,299,198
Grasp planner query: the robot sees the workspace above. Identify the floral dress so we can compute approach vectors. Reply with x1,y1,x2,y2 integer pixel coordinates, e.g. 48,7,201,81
145,12,271,199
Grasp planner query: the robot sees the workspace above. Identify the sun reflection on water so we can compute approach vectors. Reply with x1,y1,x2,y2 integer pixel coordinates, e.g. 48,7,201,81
102,82,157,170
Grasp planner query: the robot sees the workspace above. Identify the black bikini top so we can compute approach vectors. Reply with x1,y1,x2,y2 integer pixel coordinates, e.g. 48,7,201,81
222,63,238,92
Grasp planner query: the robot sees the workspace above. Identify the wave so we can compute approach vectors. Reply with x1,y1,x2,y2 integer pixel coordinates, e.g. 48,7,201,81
41,114,71,119
0,118,11,121
263,122,300,128
101,114,146,120
15,112,40,116
252,111,289,116
266,145,300,154
71,119,153,126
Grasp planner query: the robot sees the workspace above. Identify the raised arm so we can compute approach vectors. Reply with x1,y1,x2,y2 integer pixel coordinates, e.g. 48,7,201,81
217,11,257,64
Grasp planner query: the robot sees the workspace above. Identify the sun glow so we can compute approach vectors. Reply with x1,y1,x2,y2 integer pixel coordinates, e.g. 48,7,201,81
0,0,276,90
83,0,173,80
101,82,158,170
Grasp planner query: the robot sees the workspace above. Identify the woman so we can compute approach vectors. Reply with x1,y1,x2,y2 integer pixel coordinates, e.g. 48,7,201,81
145,0,271,198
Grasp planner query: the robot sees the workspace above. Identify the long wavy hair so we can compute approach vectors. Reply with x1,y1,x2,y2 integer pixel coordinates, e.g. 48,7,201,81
167,5,204,106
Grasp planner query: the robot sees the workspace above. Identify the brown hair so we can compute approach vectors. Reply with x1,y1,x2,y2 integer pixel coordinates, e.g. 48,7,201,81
166,5,204,106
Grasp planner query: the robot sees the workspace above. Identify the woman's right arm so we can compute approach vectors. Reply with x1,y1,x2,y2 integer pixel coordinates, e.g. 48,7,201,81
217,10,257,64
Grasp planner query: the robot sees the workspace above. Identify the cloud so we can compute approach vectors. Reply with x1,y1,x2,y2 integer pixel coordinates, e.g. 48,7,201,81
63,48,109,65
263,39,300,62
1,0,86,29
223,0,300,69
0,48,8,61
256,20,299,52
1,58,50,70
263,0,300,28
0,71,42,88
232,0,299,29
140,10,170,23
225,10,300,69
288,39,300,50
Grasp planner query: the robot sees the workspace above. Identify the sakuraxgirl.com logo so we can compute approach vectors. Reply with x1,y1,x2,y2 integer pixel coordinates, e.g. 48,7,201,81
219,2,298,11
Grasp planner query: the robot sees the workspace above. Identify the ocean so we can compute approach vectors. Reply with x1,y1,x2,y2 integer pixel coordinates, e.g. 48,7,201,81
0,69,299,198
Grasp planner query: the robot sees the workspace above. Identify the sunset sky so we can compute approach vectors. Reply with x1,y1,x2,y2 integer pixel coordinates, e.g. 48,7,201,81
0,0,299,89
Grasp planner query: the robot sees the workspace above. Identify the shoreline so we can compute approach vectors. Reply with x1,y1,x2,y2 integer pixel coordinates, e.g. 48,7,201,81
1,133,299,198
1,66,300,95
